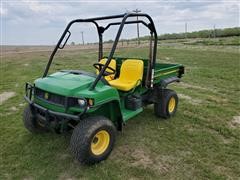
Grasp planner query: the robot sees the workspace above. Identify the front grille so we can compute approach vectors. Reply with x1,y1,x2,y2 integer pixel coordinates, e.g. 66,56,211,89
35,88,65,106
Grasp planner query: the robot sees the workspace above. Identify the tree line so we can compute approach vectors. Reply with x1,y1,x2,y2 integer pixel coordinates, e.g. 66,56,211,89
138,27,240,41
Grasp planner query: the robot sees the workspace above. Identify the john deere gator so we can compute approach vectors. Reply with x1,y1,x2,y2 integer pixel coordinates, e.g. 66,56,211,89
23,13,184,164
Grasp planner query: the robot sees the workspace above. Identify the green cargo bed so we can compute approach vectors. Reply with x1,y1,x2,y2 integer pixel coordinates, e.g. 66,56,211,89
153,63,184,83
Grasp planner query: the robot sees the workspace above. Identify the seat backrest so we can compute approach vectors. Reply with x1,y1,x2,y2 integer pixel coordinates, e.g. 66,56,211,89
96,58,116,81
119,59,144,82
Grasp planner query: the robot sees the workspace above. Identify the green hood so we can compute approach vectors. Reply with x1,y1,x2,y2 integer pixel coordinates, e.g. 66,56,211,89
34,71,120,106
35,71,98,96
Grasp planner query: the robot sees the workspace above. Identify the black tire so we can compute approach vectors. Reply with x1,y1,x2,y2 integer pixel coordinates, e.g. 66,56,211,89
154,89,178,119
23,105,48,133
70,116,116,165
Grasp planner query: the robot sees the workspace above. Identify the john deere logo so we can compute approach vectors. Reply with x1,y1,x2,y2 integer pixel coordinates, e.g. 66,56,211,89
44,92,49,99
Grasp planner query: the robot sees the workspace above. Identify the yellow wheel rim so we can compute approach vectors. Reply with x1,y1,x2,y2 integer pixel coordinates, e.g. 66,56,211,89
91,130,110,155
168,97,176,113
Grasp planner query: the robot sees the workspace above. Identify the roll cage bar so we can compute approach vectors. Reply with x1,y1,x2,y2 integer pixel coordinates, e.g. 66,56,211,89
43,13,158,90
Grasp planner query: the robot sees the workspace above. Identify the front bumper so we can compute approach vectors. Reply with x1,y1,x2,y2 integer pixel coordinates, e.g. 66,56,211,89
24,83,84,123
24,95,81,121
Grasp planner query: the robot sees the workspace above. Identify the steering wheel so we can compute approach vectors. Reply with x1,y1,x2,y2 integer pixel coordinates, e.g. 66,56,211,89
93,63,116,76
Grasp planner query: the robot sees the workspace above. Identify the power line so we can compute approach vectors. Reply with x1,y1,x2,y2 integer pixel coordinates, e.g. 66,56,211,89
133,9,141,45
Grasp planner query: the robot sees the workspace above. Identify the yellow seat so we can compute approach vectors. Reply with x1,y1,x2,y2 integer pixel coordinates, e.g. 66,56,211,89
96,58,116,82
109,59,144,91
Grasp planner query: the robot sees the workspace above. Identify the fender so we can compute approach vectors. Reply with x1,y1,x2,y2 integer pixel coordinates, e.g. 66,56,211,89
160,76,180,88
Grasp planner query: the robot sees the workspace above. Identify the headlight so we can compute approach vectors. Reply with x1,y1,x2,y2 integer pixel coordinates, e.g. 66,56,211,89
88,99,94,106
77,99,86,107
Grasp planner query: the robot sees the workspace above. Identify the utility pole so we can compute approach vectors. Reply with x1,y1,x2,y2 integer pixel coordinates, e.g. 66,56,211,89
133,9,141,45
81,31,85,45
213,24,216,38
185,22,188,39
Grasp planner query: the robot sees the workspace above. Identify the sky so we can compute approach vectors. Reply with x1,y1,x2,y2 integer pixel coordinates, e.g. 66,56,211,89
1,0,239,45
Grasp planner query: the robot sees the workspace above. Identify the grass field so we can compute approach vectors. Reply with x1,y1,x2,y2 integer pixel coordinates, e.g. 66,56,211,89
0,43,240,179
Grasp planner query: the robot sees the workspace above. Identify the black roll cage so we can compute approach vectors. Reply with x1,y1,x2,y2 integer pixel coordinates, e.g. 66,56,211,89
42,13,158,90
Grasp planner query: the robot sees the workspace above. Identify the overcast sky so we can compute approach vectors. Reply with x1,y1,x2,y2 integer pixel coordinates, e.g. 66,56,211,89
1,0,239,45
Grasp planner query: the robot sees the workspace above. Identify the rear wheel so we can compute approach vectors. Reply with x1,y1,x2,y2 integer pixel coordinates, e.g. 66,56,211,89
70,116,116,164
23,105,48,133
154,89,178,119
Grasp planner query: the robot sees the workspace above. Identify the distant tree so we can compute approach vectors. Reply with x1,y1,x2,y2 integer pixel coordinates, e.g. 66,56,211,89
70,42,75,45
104,39,114,43
157,27,240,40
103,27,239,43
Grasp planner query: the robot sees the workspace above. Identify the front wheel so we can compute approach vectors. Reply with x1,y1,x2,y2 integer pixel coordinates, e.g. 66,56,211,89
70,116,116,164
154,89,178,119
23,105,48,133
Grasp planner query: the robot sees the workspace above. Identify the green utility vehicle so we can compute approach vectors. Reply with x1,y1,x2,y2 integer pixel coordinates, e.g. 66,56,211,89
23,13,184,164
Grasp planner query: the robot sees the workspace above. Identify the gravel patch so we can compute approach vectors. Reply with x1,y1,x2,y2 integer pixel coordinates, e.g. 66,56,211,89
230,116,240,128
179,82,217,93
0,92,16,105
178,93,202,105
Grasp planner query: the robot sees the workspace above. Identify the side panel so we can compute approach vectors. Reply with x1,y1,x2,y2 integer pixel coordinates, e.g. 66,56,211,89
154,64,184,84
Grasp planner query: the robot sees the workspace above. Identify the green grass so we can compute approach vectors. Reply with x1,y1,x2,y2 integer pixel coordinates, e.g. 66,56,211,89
0,44,240,179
